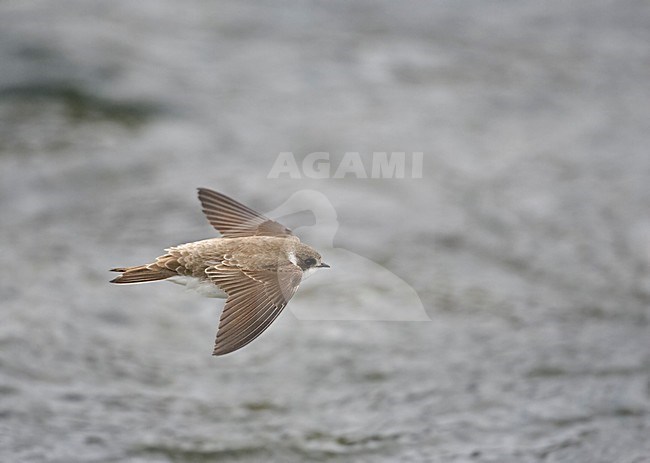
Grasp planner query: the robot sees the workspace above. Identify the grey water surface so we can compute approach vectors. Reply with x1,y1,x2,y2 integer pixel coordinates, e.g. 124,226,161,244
1,1,650,462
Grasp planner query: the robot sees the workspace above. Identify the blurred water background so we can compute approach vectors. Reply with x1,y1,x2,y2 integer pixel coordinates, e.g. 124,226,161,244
1,1,650,462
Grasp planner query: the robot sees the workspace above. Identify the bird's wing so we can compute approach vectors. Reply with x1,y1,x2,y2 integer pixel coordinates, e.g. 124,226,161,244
197,188,293,238
206,262,303,355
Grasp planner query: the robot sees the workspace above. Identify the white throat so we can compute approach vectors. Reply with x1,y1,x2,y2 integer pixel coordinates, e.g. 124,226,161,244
301,266,320,280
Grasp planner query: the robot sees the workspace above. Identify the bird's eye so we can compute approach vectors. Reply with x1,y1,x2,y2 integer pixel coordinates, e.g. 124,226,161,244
304,258,317,267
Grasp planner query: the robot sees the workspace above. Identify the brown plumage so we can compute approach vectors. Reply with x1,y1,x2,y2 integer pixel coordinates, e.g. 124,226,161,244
109,265,175,284
110,188,329,356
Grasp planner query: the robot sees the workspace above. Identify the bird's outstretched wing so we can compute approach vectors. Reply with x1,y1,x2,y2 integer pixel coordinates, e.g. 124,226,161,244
197,188,293,238
206,262,302,355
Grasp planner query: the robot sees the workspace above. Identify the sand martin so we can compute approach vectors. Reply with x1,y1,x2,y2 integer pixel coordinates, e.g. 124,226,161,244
110,188,329,356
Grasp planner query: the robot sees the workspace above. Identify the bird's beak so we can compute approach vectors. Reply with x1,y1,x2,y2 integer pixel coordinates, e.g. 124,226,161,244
318,263,330,268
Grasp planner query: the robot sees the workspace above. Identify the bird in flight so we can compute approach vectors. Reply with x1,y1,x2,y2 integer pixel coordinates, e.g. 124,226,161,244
110,188,329,356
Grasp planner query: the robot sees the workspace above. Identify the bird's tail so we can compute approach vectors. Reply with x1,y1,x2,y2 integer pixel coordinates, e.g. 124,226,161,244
110,264,175,284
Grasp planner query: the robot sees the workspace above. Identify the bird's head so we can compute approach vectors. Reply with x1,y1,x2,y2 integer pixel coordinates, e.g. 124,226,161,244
292,246,330,278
